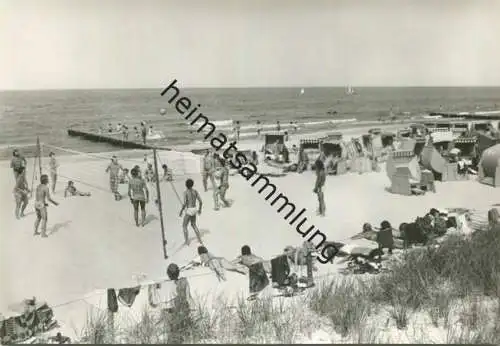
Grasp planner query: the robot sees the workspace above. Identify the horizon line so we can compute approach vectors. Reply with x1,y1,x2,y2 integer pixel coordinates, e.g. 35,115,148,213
2,85,500,92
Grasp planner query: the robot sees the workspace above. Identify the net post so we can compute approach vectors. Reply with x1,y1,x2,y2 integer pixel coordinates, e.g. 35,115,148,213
36,136,43,177
153,148,168,259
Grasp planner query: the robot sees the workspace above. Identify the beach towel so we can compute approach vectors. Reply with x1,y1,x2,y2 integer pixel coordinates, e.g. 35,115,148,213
107,289,118,313
117,286,141,307
271,255,290,286
248,262,269,294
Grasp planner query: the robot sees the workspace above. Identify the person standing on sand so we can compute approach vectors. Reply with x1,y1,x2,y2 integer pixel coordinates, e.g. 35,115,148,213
48,152,59,194
234,120,241,142
314,159,326,217
140,122,147,145
276,120,281,132
216,159,231,210
201,150,217,208
14,166,30,219
149,263,194,345
256,120,263,138
105,156,123,200
34,174,59,237
128,167,149,227
10,149,27,182
179,178,203,246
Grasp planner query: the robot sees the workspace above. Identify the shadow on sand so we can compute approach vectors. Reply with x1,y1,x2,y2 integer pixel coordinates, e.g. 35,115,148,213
48,220,72,236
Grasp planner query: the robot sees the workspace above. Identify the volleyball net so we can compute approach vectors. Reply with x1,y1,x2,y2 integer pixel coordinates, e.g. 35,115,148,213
34,143,203,193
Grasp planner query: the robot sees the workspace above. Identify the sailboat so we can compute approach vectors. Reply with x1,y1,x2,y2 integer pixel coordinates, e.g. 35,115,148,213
345,85,356,95
300,88,305,95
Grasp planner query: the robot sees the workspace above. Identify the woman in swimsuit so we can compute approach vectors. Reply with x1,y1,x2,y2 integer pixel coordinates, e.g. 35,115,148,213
13,166,30,219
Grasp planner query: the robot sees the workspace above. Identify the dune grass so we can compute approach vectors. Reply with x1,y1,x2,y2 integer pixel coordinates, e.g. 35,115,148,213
74,227,500,344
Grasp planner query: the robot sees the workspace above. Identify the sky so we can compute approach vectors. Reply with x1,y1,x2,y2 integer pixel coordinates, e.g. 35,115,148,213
1,0,500,90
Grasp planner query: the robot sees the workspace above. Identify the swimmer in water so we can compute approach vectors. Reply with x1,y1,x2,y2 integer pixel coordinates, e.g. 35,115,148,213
34,174,59,237
179,178,203,246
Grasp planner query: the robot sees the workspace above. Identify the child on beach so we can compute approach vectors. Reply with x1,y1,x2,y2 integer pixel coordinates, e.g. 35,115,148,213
376,221,394,255
64,181,91,197
105,156,123,200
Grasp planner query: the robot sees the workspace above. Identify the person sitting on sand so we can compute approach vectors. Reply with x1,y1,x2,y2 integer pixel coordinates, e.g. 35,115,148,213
376,221,394,255
215,159,231,210
13,166,30,219
144,163,156,183
64,181,91,197
162,164,173,181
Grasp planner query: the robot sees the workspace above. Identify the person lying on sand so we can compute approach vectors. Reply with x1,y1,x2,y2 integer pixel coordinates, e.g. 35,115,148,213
182,246,247,282
232,245,271,273
13,166,30,219
64,181,91,197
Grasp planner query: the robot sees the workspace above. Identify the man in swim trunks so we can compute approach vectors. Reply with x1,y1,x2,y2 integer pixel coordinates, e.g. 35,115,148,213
314,159,326,217
216,159,231,210
34,174,59,237
14,166,30,219
48,152,59,194
179,178,203,246
128,167,149,227
105,156,123,200
10,149,27,182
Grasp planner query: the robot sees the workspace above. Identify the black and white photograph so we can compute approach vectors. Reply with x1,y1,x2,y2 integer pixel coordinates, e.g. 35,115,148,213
1,0,500,343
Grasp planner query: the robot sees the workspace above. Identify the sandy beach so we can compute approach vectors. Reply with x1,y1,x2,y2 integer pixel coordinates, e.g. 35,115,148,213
1,124,499,342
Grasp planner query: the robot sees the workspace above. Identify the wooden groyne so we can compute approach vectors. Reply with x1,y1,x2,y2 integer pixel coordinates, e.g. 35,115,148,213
430,111,500,120
67,129,211,155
